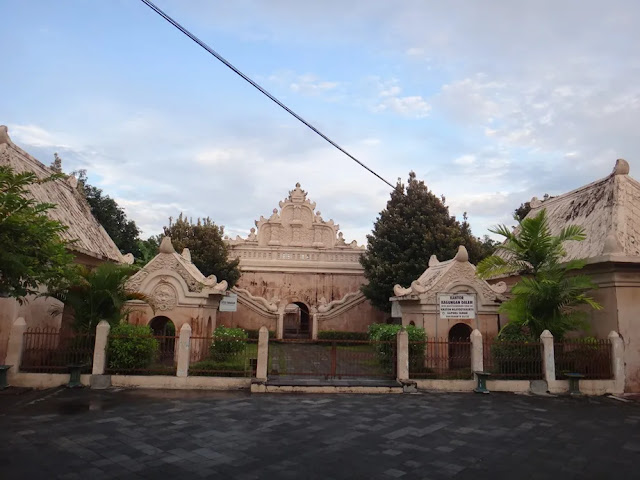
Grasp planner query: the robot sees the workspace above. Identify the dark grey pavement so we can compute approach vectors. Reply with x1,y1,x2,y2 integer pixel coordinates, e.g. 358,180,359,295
1,388,640,479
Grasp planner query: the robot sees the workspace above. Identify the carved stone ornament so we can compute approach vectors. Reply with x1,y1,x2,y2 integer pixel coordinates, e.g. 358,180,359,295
152,282,177,311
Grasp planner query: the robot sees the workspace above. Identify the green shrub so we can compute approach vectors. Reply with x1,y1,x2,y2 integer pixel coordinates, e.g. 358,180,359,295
318,330,369,341
210,326,248,361
245,329,275,339
189,359,250,377
491,323,541,377
368,323,426,370
107,324,159,370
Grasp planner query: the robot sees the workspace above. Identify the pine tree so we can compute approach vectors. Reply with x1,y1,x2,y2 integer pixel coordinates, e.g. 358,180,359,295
360,172,489,312
163,214,241,287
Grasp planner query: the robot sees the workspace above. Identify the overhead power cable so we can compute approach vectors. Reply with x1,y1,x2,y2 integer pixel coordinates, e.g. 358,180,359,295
139,0,395,189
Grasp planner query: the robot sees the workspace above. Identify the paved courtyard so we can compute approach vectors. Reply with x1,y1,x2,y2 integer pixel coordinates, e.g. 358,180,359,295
1,388,640,479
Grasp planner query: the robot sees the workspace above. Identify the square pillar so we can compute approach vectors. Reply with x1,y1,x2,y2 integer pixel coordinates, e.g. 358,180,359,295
396,329,409,381
176,323,192,377
5,317,27,378
609,331,625,393
540,329,555,383
256,326,269,381
471,329,483,373
92,320,110,375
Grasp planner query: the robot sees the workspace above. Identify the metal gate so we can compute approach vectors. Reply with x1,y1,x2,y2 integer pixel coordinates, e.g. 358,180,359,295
267,339,396,380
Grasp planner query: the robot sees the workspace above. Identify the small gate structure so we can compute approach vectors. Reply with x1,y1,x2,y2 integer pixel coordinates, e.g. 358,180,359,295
268,339,396,380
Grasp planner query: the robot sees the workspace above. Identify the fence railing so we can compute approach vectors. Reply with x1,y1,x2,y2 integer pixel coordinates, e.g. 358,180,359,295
20,328,95,373
105,334,178,375
483,338,544,380
268,339,396,379
554,339,613,379
409,338,473,379
189,336,258,377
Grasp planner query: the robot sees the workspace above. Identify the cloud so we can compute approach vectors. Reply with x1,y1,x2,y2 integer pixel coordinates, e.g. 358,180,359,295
289,74,340,96
373,80,431,118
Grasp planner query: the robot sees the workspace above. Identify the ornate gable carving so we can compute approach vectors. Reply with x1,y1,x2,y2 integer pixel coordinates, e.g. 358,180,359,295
232,183,363,249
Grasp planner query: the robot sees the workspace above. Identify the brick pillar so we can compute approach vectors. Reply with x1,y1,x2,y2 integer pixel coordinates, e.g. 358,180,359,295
176,323,192,377
256,326,269,381
609,331,625,393
540,329,555,383
5,317,27,377
92,321,110,375
470,329,483,373
396,329,409,381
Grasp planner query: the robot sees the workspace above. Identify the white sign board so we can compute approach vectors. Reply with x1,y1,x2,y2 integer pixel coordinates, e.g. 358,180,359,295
438,293,476,319
219,292,238,312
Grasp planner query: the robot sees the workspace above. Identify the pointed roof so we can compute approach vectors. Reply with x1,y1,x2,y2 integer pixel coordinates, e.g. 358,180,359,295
0,125,124,263
522,159,640,263
126,237,228,295
391,246,507,305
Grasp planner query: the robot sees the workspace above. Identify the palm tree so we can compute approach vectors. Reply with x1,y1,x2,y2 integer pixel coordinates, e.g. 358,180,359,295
51,262,148,333
477,209,601,339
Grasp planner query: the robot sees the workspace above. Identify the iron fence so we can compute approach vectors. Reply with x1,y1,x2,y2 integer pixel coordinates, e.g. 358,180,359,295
105,334,177,375
554,339,612,379
189,336,258,377
409,338,473,379
20,328,95,373
268,339,396,379
483,338,543,380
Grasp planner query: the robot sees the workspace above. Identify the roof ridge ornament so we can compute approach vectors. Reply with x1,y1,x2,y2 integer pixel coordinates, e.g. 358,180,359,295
612,158,630,176
0,125,11,145
159,236,176,254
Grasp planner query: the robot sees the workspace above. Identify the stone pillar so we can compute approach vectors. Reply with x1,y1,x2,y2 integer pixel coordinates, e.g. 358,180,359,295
176,323,192,377
92,321,110,375
396,328,409,381
609,331,625,393
5,317,27,376
256,326,269,381
311,313,318,340
470,329,483,373
540,329,555,383
276,313,284,340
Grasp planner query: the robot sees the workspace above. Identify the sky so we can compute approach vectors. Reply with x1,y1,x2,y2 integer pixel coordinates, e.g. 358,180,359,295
2,0,640,246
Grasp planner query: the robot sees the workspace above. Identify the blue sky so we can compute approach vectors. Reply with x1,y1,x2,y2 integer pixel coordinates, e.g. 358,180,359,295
2,0,640,246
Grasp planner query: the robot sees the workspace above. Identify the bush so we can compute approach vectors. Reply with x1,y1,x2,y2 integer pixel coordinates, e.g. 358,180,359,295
491,322,541,377
107,324,159,370
245,329,275,339
317,330,369,341
210,326,248,361
368,323,426,370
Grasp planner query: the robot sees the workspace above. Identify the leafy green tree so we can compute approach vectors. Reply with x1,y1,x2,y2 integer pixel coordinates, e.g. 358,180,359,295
50,262,147,332
361,172,490,312
477,209,601,338
0,166,75,300
163,213,241,287
71,169,141,257
135,235,162,266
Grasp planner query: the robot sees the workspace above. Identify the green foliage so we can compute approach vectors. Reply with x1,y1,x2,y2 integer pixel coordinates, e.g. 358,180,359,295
50,262,147,332
163,213,241,288
317,330,370,341
135,235,162,266
361,172,492,312
0,166,75,300
368,323,426,369
210,326,248,360
245,329,275,339
107,324,159,370
477,209,601,339
73,169,142,257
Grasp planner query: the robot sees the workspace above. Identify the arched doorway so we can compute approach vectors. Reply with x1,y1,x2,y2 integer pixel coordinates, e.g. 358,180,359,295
283,302,310,339
149,316,176,363
448,323,472,370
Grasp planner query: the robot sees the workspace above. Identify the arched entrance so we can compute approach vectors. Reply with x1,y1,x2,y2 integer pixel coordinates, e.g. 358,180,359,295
448,323,472,370
149,316,176,363
283,302,310,339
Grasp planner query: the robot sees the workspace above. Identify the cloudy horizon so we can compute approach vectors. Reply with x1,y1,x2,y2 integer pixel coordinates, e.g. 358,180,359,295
2,1,639,246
